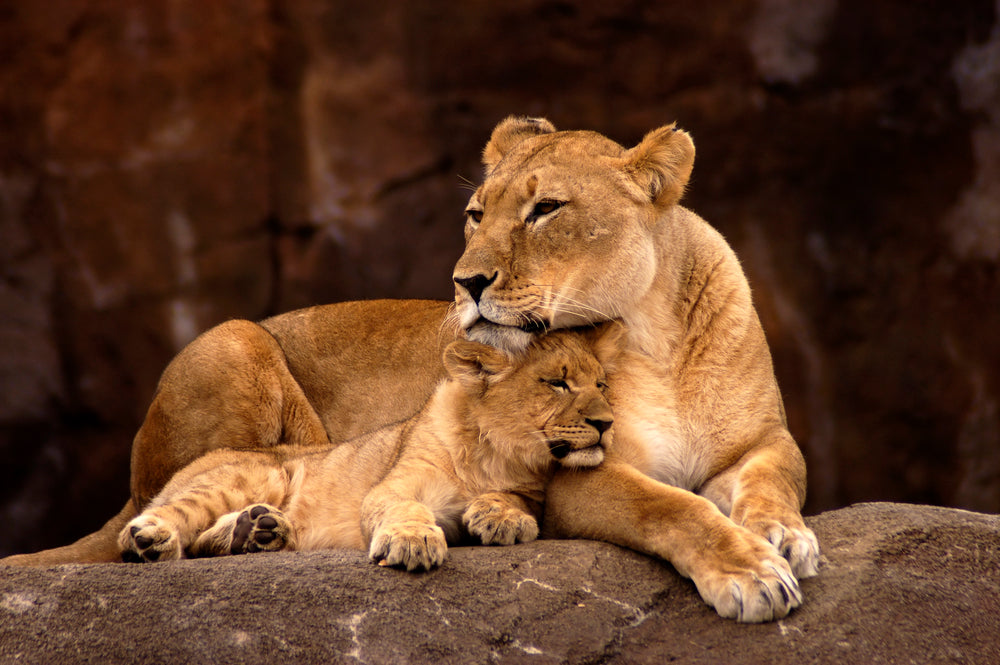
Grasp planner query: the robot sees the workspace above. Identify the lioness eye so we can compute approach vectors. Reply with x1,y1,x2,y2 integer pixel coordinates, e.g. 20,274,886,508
532,200,562,217
544,378,569,391
465,209,483,224
596,381,609,391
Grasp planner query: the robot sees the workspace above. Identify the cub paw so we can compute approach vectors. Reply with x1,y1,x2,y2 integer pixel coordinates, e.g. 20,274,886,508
119,516,182,563
463,496,539,545
230,504,292,554
368,522,447,572
688,526,803,623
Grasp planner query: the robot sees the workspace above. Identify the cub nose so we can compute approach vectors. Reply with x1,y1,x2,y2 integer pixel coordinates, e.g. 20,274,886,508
586,418,613,435
454,272,497,304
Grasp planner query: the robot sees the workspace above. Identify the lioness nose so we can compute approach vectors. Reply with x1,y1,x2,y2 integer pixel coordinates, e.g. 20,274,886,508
454,272,497,304
586,418,612,435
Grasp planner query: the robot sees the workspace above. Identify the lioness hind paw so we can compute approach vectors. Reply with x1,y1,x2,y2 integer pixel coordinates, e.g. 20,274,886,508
230,504,292,554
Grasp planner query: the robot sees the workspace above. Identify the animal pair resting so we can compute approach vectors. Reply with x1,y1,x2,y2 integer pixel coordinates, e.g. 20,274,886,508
4,116,820,623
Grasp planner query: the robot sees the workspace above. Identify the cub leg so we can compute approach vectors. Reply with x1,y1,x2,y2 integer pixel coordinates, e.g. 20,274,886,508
119,454,290,563
463,492,540,545
543,461,802,623
364,500,447,572
361,472,451,572
190,504,296,557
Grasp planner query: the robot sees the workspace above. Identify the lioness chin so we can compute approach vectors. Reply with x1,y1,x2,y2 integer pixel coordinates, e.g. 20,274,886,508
6,116,819,623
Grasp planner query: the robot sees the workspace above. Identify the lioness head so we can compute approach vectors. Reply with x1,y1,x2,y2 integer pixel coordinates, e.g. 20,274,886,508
453,116,695,351
442,323,624,469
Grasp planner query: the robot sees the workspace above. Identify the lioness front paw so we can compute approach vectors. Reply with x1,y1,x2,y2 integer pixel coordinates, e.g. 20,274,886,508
687,526,803,623
368,522,447,572
230,504,292,554
463,496,539,545
752,520,821,579
119,516,182,563
702,557,802,623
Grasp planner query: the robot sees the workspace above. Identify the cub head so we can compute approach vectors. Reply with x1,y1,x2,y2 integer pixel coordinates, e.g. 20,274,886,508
442,322,624,470
454,116,695,352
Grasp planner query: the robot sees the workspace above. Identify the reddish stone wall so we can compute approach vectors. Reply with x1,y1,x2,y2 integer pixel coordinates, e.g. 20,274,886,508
1,0,997,555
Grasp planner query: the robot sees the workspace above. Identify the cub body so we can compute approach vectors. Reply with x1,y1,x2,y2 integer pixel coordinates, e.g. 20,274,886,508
119,328,618,571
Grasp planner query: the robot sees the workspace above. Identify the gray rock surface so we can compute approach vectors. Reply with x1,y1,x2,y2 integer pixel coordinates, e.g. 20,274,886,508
2,502,998,664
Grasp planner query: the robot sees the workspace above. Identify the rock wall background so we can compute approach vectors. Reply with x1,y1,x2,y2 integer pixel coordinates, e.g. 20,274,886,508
1,0,998,556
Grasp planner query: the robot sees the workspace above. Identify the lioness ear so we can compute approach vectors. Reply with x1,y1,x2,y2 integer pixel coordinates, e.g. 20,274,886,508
621,123,695,208
583,321,627,370
482,116,557,173
443,341,512,389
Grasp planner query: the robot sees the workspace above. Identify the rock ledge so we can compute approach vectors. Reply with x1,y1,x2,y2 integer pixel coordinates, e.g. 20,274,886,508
2,502,998,664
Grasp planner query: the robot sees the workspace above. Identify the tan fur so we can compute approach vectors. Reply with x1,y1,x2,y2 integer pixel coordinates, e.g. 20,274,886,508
5,118,818,623
117,328,620,572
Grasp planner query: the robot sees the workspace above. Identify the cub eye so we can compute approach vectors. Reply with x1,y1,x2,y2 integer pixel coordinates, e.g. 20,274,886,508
465,209,483,225
596,381,609,392
543,378,569,391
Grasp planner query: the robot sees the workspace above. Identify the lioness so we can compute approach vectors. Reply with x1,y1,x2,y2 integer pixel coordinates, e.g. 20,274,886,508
6,117,819,623
119,328,622,572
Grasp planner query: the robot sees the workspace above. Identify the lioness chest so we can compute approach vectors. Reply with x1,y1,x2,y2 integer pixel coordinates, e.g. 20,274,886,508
607,358,709,492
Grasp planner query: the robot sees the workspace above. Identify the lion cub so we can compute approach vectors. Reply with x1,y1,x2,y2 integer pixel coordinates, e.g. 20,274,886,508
119,326,621,571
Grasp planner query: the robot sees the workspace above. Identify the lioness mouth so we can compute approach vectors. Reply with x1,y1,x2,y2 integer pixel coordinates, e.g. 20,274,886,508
471,315,547,334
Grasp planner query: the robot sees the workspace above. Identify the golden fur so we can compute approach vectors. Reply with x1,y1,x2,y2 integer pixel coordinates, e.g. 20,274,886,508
6,117,819,623
118,328,619,571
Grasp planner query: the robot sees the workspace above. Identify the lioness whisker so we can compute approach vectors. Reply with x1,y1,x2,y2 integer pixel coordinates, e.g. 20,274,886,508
457,174,478,192
437,305,463,345
533,284,617,321
550,297,617,322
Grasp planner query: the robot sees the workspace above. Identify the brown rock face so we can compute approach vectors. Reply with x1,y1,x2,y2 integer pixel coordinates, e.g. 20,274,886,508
1,2,999,556
1,504,998,664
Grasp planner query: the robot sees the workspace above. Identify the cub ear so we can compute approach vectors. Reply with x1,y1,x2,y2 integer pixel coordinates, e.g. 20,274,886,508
443,340,512,389
482,116,557,173
621,123,695,208
582,321,627,370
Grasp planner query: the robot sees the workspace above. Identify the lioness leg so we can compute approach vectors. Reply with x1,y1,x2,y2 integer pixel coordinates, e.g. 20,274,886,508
463,492,541,545
130,319,330,509
543,461,802,623
698,430,820,579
